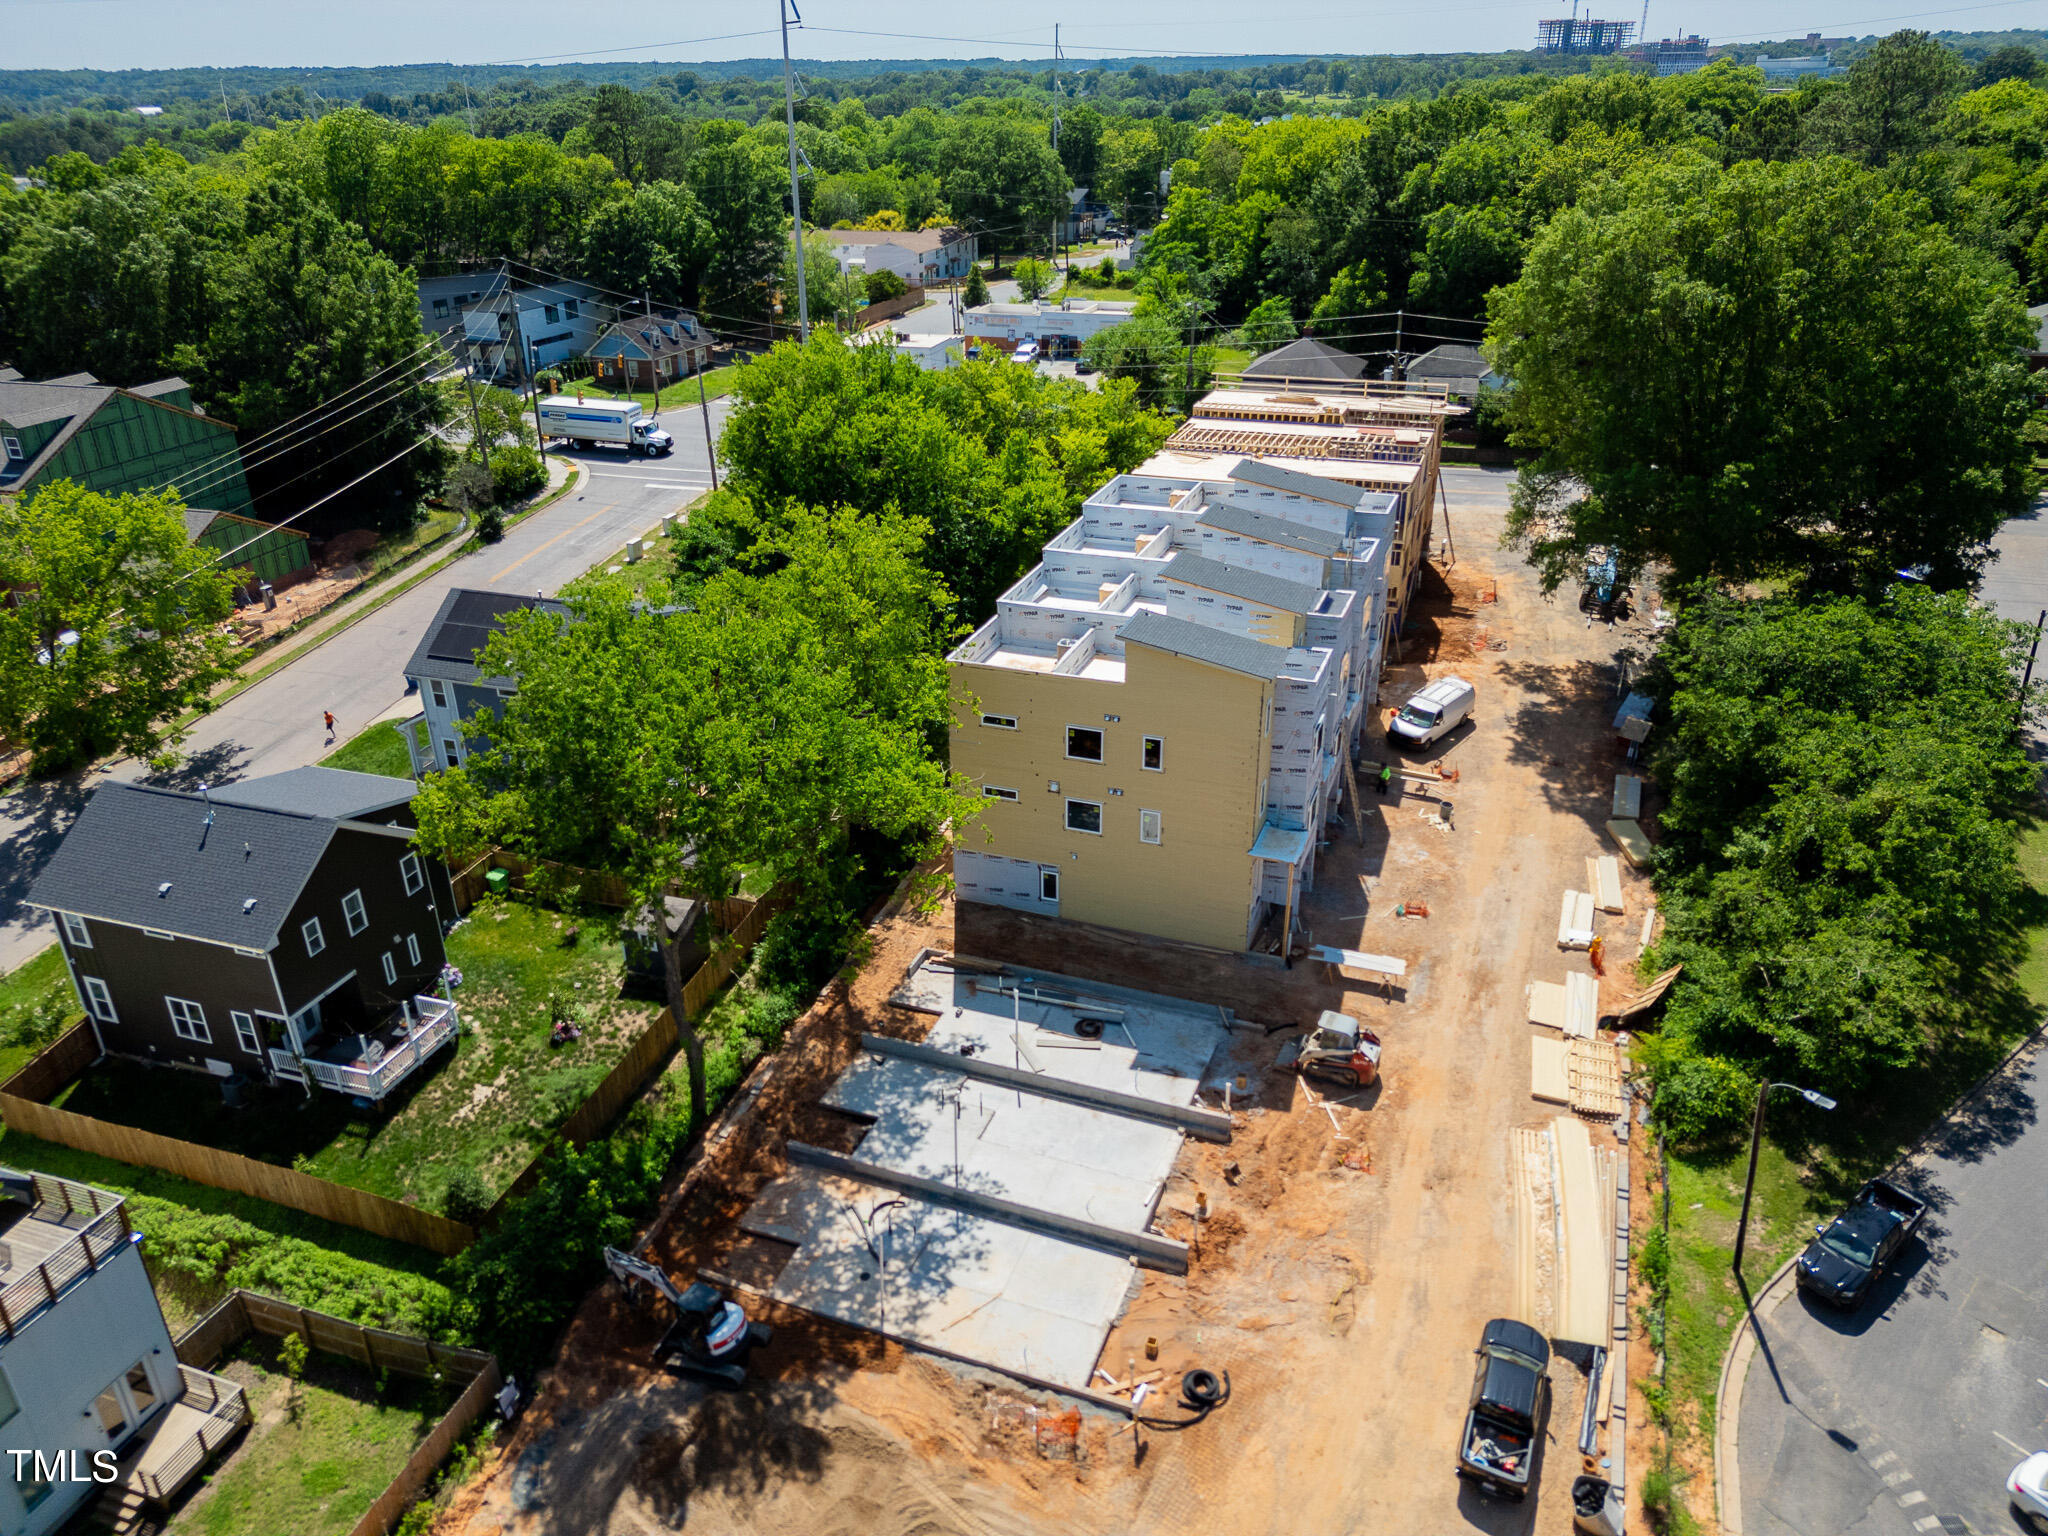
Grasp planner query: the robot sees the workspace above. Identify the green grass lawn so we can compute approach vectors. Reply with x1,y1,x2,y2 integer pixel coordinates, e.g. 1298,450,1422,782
1210,346,1252,375
1058,277,1137,302
52,899,662,1212
318,720,414,779
364,509,463,578
572,365,741,411
173,1334,458,1536
1660,812,2048,1452
0,944,75,1083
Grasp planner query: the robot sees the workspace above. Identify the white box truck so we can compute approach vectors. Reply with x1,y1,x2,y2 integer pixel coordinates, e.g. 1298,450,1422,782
536,396,675,457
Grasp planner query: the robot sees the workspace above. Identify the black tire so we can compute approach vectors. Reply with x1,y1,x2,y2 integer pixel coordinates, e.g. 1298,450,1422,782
1180,1368,1225,1408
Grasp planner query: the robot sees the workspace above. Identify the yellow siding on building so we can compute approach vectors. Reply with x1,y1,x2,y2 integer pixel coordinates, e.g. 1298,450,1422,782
952,646,1272,951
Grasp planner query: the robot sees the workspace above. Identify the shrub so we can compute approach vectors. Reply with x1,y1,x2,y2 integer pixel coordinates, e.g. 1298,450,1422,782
865,269,908,303
474,505,505,543
488,445,546,505
1643,1045,1754,1145
444,461,495,514
439,1165,494,1227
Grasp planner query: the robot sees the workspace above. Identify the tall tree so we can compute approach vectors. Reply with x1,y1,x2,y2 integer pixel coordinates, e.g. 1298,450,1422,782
0,483,239,770
579,180,713,306
942,117,1069,266
1809,29,1970,166
1490,156,2037,592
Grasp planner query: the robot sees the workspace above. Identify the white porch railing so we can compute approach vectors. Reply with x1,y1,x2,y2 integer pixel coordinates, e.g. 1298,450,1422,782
267,997,460,1101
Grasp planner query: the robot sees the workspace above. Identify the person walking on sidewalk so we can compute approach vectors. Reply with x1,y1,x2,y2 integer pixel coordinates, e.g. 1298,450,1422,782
323,710,336,742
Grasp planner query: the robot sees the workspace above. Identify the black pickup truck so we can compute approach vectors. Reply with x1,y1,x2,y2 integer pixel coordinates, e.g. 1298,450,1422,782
1796,1178,1925,1309
1458,1318,1551,1500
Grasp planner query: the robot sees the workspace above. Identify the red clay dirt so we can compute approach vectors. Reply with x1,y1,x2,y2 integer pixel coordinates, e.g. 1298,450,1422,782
440,472,1667,1536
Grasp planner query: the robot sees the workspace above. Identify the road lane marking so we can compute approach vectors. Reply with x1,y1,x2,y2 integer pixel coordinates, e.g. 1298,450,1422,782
1883,1468,1912,1486
1870,1451,1898,1468
1911,1517,1941,1532
1897,1490,1927,1507
484,502,617,586
1995,1430,2031,1454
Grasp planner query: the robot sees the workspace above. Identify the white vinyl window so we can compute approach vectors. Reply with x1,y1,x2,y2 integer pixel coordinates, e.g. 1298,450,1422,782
1039,868,1060,903
381,952,398,986
1139,809,1162,844
230,1011,260,1055
341,889,368,936
165,996,210,1044
981,714,1018,729
982,785,1019,801
81,976,117,1023
1065,798,1103,835
59,911,91,948
302,917,325,957
400,853,425,896
405,933,421,966
1,435,21,462
441,739,460,767
1142,736,1164,771
428,678,450,710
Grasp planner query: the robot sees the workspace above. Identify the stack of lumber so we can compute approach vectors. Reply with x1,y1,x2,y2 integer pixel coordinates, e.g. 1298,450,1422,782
1567,1039,1625,1119
1586,855,1625,914
1530,1036,1570,1104
1529,972,1601,1038
1606,819,1652,867
1509,1126,1554,1333
1612,775,1644,820
1557,890,1595,949
1553,1116,1619,1347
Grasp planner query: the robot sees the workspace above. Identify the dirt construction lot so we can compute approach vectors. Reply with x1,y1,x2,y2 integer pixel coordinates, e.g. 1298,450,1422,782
442,467,1662,1536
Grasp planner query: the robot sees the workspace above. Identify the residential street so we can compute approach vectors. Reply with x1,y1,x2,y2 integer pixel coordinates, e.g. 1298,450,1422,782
1735,1037,2047,1536
0,409,727,972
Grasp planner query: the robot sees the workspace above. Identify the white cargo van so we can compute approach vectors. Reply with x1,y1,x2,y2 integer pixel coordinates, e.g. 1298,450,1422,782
536,396,675,457
1388,676,1476,747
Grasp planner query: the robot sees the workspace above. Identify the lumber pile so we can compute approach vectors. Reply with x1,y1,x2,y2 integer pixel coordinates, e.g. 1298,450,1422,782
1587,855,1624,914
1567,1039,1624,1119
1508,1126,1554,1333
1552,1116,1618,1347
1557,890,1595,949
1531,1036,1570,1104
1612,774,1644,820
1606,819,1652,867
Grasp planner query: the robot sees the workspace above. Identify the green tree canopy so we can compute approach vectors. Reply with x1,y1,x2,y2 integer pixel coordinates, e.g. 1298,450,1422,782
941,117,1068,264
0,483,239,770
1490,155,2037,591
578,180,713,306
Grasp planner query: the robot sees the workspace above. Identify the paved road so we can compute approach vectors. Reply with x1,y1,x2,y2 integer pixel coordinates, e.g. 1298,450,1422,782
1736,1040,2048,1536
0,408,728,972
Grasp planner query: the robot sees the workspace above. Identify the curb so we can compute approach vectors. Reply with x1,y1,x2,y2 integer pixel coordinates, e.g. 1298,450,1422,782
1712,1249,1802,1536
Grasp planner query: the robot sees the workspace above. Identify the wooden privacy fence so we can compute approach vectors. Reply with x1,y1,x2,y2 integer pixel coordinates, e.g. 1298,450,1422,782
178,1290,501,1536
449,848,630,912
682,893,786,1019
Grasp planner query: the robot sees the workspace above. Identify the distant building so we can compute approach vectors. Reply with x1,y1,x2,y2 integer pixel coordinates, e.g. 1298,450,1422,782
1403,343,1504,405
891,333,965,371
1536,17,1637,52
1241,338,1368,384
821,227,979,289
1755,53,1841,81
0,369,255,518
183,508,315,599
586,312,714,391
1650,35,1712,74
460,278,614,386
131,105,164,116
2026,302,2048,370
418,272,506,360
963,299,1136,358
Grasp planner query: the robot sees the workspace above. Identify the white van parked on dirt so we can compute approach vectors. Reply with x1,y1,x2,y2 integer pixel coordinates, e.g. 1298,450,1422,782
1388,676,1476,748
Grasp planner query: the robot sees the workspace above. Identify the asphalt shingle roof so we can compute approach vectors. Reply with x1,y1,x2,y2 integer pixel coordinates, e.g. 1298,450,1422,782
404,588,572,687
1194,503,1344,558
26,783,340,949
1119,611,1297,680
1162,552,1321,613
207,767,417,822
1241,338,1366,381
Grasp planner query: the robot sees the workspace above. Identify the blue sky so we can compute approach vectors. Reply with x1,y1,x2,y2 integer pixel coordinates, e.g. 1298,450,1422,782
2,0,2040,71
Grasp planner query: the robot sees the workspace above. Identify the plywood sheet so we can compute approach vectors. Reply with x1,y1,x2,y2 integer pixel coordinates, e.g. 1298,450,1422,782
1612,774,1644,820
1528,981,1569,1030
1607,818,1652,867
1568,1038,1624,1119
1509,1126,1553,1334
1591,855,1625,914
1531,1036,1570,1104
1558,890,1594,949
1564,971,1600,1039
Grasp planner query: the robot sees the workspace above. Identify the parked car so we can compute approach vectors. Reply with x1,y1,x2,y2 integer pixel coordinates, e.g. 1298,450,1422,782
1795,1178,1925,1308
1013,341,1040,365
1389,676,1476,748
2009,1452,2048,1531
1458,1318,1550,1500
1075,357,1098,376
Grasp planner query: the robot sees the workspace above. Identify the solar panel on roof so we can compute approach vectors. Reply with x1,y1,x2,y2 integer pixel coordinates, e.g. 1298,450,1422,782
449,590,521,627
427,622,499,663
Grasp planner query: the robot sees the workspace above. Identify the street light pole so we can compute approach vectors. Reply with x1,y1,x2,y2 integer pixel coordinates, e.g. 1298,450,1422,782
1733,1081,1837,1274
779,0,810,341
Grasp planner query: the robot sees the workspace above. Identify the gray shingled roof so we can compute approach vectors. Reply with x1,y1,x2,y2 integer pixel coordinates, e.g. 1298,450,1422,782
0,376,112,430
1162,552,1320,613
1225,457,1370,508
404,588,572,687
1241,337,1366,381
1118,611,1296,680
207,767,417,822
1195,503,1343,557
26,782,341,948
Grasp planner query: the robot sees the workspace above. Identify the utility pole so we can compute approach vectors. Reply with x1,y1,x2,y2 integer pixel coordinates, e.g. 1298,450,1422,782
2021,608,2046,695
780,0,810,341
514,306,545,463
698,364,719,490
460,359,487,465
644,289,657,418
1733,1082,1836,1274
1051,25,1064,304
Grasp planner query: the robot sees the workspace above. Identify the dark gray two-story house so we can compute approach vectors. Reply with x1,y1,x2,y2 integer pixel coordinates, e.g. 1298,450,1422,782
26,769,458,1104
